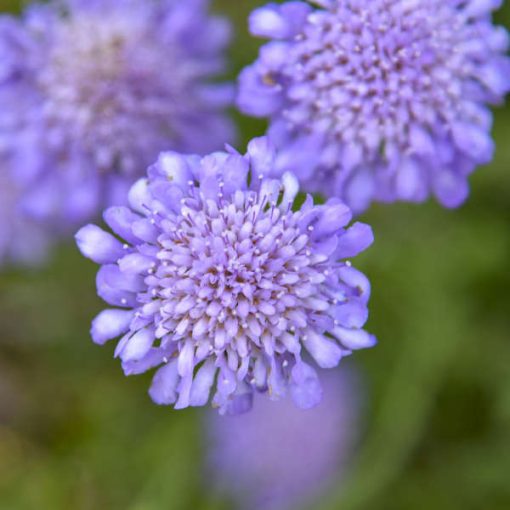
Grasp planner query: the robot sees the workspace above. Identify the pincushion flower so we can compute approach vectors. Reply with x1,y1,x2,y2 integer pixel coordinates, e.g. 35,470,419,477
0,0,233,230
76,137,375,414
207,368,361,510
238,0,510,213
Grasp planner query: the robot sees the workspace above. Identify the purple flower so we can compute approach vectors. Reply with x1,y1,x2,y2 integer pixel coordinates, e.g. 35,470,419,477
0,0,233,230
206,367,362,510
238,0,510,213
76,137,375,414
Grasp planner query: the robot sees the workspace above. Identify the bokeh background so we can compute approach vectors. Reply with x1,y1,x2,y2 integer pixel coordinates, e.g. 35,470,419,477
1,1,509,509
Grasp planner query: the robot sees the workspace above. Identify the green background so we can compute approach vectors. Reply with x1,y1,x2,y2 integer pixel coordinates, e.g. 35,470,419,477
1,1,509,509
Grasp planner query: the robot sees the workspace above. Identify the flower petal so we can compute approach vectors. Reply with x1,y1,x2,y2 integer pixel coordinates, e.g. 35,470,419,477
331,301,368,329
96,265,140,307
304,331,344,369
117,328,154,362
333,327,377,351
75,224,125,264
290,362,322,409
433,168,470,208
128,178,152,214
91,309,133,345
149,360,180,405
247,136,276,178
237,65,285,117
103,206,141,244
335,222,374,259
118,253,155,274
122,348,168,376
249,3,311,39
190,359,217,407
451,122,494,164
338,266,371,302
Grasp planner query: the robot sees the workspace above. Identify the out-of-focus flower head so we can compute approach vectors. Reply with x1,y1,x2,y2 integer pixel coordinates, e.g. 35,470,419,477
207,367,362,510
0,0,233,232
0,165,49,266
76,137,375,414
238,0,510,213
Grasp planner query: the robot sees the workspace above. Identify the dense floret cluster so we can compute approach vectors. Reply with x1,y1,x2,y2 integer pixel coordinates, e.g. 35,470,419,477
0,0,233,230
76,138,375,413
238,0,510,211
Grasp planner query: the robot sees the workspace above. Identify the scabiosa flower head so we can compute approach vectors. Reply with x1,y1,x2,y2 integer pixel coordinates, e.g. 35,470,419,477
76,137,375,414
0,0,233,229
238,0,510,212
207,367,361,510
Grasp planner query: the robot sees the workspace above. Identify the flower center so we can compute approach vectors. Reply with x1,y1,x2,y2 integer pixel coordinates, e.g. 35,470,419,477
144,188,331,356
281,0,470,157
35,10,178,174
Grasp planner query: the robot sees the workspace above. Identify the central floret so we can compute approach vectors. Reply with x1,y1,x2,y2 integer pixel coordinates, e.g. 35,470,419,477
76,138,375,414
148,185,329,356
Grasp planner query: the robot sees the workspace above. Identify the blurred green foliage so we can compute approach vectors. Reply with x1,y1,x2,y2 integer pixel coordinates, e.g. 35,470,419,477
1,1,509,509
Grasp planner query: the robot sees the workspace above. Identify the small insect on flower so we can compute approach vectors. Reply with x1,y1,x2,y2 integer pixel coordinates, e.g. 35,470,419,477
0,0,233,231
76,137,375,414
238,0,510,213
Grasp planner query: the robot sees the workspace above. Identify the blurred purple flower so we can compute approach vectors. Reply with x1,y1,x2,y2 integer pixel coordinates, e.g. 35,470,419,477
0,165,50,266
207,367,362,510
76,137,375,414
238,0,510,213
0,0,233,232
